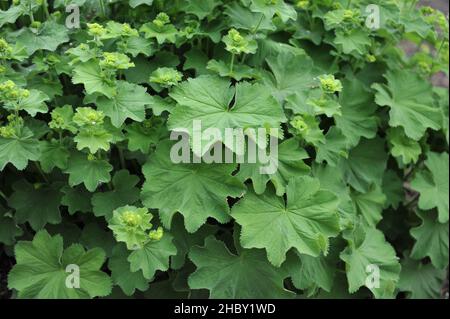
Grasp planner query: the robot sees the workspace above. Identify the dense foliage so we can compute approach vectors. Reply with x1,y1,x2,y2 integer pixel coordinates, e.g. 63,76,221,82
0,0,448,299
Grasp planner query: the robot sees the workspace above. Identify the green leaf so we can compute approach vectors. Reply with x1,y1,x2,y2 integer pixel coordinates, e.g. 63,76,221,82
372,70,441,140
8,230,112,299
141,140,245,233
207,59,256,81
16,21,69,55
109,244,149,296
382,170,403,209
265,52,320,102
411,152,449,223
225,2,275,32
39,140,70,173
125,120,168,154
399,11,431,38
64,152,113,192
123,36,154,57
72,61,116,98
0,127,40,171
188,236,295,298
250,0,297,23
15,89,49,116
340,226,401,299
387,127,421,165
182,0,223,20
232,176,340,267
140,21,178,45
237,138,310,196
398,255,445,299
286,251,336,294
92,170,140,218
335,79,378,147
128,233,177,279
0,5,26,27
170,215,215,270
61,185,93,215
129,0,154,8
339,137,388,193
8,180,63,231
334,29,371,55
312,164,355,227
94,81,153,127
74,129,112,154
351,184,387,226
410,211,449,270
315,127,348,167
0,206,23,245
168,76,286,154
79,223,114,257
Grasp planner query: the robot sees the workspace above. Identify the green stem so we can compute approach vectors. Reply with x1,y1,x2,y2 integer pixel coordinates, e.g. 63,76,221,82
0,190,7,202
252,15,264,34
118,146,126,169
230,53,235,74
29,8,35,23
34,162,49,183
435,38,446,58
305,10,314,29
42,0,50,19
99,0,106,17
346,0,352,9
430,38,446,72
13,108,21,135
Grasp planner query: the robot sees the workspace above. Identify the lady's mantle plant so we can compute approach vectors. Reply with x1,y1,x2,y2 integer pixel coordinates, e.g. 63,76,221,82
0,0,449,299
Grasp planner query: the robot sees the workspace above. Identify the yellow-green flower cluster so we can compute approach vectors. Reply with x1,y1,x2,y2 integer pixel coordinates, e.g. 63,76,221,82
343,9,356,21
417,61,431,75
49,111,65,130
365,54,377,63
318,74,343,94
87,23,106,37
73,107,105,127
149,67,183,88
30,21,42,29
49,106,76,132
149,227,164,241
296,0,309,10
0,114,23,138
0,80,30,102
0,38,13,60
122,210,143,227
153,12,171,29
290,115,309,134
223,29,257,55
120,23,139,37
100,52,135,70
108,206,164,250
420,6,449,34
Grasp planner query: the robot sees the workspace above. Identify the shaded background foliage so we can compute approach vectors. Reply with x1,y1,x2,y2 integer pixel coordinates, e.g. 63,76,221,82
0,0,449,299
